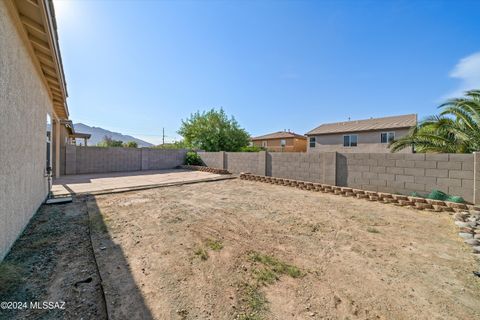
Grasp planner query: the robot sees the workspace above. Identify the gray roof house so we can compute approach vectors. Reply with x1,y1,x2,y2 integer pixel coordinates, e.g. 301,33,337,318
305,114,417,153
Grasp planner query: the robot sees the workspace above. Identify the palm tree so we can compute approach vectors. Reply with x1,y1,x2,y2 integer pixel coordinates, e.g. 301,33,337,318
390,89,480,153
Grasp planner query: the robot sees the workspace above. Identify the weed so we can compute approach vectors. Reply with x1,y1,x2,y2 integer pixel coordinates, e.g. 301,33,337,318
206,239,223,251
367,227,380,234
194,248,209,261
249,252,302,279
253,268,278,285
237,283,268,320
0,262,23,293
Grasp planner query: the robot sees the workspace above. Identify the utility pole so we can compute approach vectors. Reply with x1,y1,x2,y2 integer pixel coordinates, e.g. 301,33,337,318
162,128,165,145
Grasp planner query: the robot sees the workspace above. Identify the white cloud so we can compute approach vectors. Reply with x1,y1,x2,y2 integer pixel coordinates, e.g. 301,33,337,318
446,52,480,97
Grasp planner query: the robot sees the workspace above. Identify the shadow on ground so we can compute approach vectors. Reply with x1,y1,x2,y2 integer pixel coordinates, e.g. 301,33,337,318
0,196,153,320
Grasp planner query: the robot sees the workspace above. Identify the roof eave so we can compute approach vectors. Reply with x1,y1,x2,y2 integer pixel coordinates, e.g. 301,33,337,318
306,126,414,136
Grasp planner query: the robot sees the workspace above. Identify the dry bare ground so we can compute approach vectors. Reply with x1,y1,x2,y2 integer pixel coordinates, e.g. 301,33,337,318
88,179,480,320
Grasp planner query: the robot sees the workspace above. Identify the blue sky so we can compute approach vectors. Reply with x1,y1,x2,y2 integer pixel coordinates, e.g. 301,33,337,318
53,0,480,144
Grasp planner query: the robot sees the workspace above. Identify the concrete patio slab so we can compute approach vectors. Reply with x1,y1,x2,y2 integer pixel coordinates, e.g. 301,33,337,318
52,169,233,196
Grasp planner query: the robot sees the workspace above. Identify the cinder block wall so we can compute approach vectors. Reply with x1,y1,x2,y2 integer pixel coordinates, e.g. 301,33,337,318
337,153,474,202
268,152,324,183
142,149,187,170
64,145,187,174
199,151,478,203
198,151,224,169
225,152,263,175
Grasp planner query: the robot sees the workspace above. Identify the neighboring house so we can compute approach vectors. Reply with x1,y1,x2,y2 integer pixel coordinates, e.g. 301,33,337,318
0,0,75,260
306,114,417,153
251,131,307,152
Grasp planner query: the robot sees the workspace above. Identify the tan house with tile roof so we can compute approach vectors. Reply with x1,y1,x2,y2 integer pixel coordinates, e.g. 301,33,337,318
251,131,307,152
306,114,417,153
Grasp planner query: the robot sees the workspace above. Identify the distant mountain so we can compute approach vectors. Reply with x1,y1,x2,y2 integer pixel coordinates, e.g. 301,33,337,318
73,123,154,147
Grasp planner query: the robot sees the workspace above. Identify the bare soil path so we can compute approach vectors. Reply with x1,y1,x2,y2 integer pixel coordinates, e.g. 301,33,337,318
0,199,106,320
88,179,480,320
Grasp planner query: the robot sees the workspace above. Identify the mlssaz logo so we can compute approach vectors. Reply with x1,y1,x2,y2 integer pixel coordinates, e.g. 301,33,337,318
30,301,66,310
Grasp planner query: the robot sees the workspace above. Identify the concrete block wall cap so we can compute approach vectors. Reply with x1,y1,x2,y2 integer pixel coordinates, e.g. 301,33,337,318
393,194,408,200
341,187,353,192
365,191,378,196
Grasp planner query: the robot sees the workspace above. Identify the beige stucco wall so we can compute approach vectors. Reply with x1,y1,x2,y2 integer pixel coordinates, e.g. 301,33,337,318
0,1,53,260
307,128,412,153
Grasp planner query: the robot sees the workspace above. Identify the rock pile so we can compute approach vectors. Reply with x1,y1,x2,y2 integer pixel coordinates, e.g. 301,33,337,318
454,211,480,254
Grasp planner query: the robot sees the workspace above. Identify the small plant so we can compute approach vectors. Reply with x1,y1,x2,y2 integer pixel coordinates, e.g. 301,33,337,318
253,268,278,285
194,248,209,261
185,151,203,165
367,227,380,233
206,239,223,251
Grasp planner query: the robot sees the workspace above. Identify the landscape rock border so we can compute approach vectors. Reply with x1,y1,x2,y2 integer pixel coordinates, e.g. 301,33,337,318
180,165,230,175
239,173,472,212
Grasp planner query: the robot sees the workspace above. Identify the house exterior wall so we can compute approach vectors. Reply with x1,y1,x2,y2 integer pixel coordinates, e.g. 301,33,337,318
0,1,52,259
252,137,307,152
308,128,412,153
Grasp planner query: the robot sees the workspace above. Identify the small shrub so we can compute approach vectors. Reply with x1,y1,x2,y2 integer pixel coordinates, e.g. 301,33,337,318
123,141,138,148
185,151,203,165
240,145,265,152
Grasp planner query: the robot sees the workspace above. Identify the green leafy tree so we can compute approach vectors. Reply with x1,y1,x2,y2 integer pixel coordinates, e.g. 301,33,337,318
390,89,480,153
97,136,123,147
123,141,138,148
178,108,250,151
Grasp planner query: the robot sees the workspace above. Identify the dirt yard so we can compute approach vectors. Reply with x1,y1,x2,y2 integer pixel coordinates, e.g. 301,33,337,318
85,178,480,320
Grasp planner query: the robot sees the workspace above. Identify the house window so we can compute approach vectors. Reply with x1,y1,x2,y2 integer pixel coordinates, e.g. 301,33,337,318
309,137,316,148
280,139,286,147
343,134,358,147
262,141,267,147
380,132,395,143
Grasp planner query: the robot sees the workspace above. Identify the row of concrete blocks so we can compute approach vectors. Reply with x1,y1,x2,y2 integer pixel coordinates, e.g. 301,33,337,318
239,173,471,213
180,165,230,175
